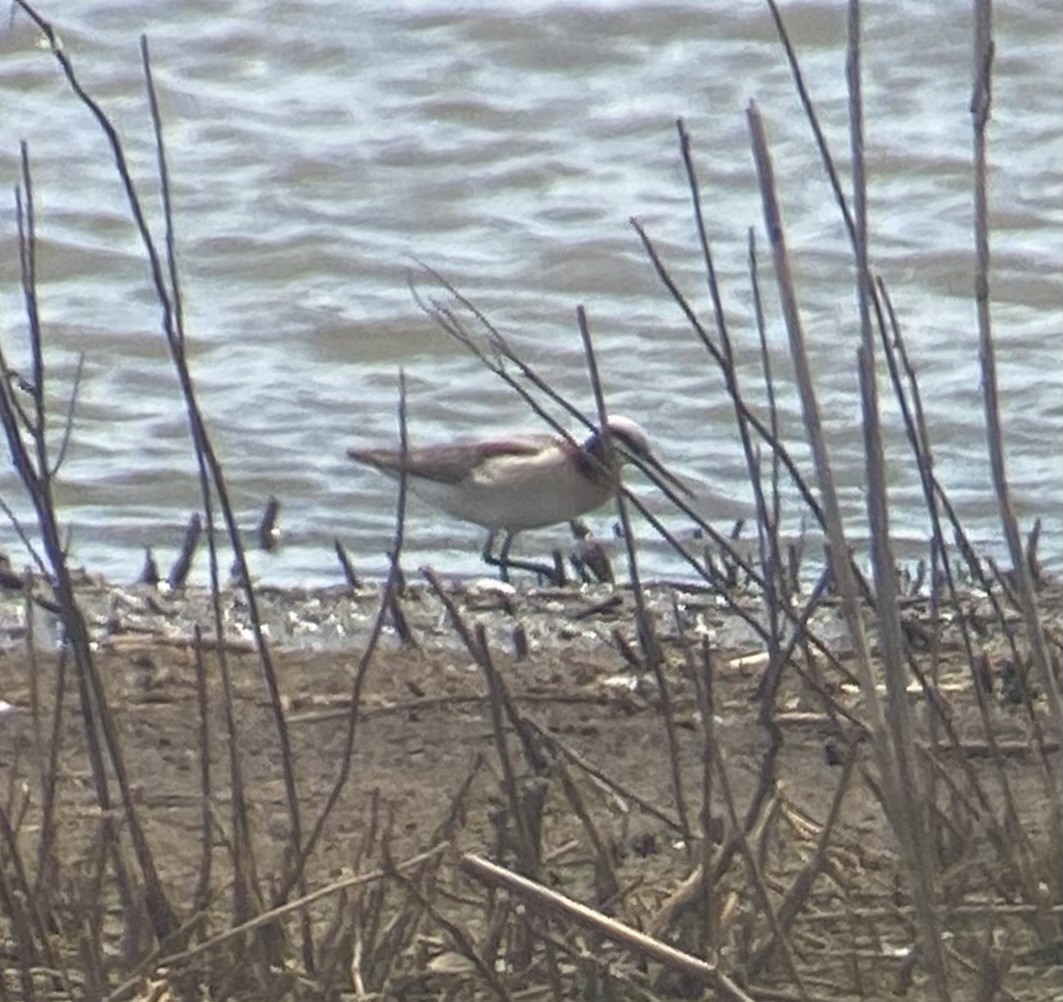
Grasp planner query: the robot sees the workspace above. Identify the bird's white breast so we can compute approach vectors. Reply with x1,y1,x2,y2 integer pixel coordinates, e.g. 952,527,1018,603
410,446,613,531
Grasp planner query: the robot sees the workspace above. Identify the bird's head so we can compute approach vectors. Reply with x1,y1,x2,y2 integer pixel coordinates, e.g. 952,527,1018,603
584,415,693,499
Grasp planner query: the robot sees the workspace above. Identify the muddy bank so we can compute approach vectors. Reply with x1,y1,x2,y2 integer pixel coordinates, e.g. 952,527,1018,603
0,573,1059,1000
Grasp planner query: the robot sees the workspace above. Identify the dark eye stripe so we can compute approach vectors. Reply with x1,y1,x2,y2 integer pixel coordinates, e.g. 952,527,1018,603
610,429,649,459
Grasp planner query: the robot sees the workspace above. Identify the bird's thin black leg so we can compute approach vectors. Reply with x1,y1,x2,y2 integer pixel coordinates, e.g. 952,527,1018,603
480,529,562,585
498,530,513,565
481,529,511,583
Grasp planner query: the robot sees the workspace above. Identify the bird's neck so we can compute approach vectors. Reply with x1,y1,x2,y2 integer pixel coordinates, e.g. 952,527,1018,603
577,430,620,483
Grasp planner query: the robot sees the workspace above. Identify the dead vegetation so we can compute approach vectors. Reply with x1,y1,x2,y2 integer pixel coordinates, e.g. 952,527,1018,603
0,1,1060,999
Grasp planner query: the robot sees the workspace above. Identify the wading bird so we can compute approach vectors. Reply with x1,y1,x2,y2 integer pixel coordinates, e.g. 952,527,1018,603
347,415,689,583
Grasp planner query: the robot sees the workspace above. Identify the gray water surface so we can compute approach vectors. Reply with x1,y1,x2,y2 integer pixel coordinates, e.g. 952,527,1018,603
0,1,1059,585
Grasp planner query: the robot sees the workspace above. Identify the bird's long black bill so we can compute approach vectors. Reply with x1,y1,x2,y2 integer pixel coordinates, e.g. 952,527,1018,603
653,461,697,500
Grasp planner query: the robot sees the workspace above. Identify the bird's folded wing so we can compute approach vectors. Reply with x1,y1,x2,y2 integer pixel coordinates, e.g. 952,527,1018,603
349,436,552,484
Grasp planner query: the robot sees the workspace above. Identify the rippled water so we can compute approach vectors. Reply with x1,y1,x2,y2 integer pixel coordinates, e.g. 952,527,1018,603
0,1,1060,585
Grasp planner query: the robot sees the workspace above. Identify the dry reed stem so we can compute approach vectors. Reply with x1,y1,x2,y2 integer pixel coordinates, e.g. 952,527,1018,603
417,262,769,588
554,758,620,905
31,6,317,950
5,121,177,951
887,295,1055,788
687,630,718,956
17,1,322,957
646,789,784,942
210,620,262,928
678,119,787,633
848,5,949,990
1,2,1057,997
647,643,693,852
748,747,857,977
0,804,65,997
277,372,412,910
474,622,542,876
746,91,904,827
749,228,789,628
629,215,837,558
577,304,660,669
191,635,213,916
30,604,67,906
154,844,447,972
970,0,1062,734
710,741,809,998
520,716,684,834
461,853,757,1002
859,333,949,994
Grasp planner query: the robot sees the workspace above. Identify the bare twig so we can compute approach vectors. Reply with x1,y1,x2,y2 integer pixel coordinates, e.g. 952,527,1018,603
276,372,413,908
577,304,659,666
4,111,177,944
158,844,448,971
847,2,948,993
460,854,756,1002
969,0,1061,732
334,538,362,591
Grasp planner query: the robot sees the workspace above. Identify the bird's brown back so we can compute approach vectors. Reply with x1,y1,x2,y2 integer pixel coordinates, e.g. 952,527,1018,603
348,436,551,484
